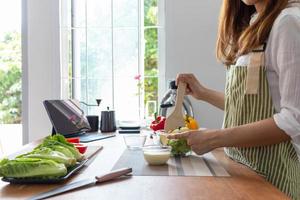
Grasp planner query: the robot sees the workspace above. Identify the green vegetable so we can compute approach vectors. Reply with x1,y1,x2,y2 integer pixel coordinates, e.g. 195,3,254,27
0,134,84,179
38,134,83,161
46,145,76,160
0,157,67,178
18,147,76,167
36,140,76,160
168,139,191,156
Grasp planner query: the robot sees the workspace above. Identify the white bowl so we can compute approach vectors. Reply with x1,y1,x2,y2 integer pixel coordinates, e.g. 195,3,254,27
143,145,171,165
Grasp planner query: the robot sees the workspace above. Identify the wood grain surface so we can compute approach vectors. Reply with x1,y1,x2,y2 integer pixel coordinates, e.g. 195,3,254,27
0,134,289,200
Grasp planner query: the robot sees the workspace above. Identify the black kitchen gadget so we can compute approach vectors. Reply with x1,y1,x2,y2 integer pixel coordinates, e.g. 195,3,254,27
43,99,115,143
86,115,99,132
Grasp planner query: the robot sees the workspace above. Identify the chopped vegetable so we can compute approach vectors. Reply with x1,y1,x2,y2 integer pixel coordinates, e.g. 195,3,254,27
66,137,80,143
0,158,67,178
167,127,191,156
45,145,76,160
185,115,199,130
39,135,84,161
18,147,76,167
168,139,190,156
74,143,88,154
150,115,166,131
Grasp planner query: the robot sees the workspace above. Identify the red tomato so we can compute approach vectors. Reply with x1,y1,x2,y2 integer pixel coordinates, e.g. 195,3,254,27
66,137,80,143
74,143,88,154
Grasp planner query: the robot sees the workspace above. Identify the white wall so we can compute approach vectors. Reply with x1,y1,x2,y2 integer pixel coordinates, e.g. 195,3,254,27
22,0,61,143
165,0,225,128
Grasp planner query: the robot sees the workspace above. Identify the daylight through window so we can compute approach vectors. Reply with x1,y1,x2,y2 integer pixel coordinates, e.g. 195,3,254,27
60,0,164,121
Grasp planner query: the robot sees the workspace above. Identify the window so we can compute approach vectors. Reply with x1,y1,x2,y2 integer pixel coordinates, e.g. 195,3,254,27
0,0,22,156
60,0,164,121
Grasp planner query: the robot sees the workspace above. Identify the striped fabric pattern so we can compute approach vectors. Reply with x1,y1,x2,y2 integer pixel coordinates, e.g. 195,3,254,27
224,66,300,199
112,150,229,177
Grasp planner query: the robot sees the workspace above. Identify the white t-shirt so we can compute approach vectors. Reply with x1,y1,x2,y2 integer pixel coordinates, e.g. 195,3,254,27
236,5,300,161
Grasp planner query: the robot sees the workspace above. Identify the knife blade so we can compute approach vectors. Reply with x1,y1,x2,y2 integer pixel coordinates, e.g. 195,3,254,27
28,167,132,200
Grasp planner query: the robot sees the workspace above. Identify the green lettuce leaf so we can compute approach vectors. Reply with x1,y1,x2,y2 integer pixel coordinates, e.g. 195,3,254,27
37,134,83,161
19,147,76,167
0,157,67,178
168,139,191,156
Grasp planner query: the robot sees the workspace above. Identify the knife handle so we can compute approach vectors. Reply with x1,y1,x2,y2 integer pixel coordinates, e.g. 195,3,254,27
95,168,132,183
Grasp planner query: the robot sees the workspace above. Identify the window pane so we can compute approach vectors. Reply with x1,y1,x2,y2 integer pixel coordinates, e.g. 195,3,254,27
114,77,140,120
61,28,87,79
144,28,158,76
86,78,113,115
0,1,21,124
87,28,112,79
113,29,139,77
63,0,164,121
113,0,138,27
144,77,158,117
113,28,140,120
87,0,111,27
144,0,158,26
74,78,88,108
73,28,87,78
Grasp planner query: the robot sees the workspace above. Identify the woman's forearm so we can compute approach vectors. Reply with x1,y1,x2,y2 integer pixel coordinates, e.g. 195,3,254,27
217,118,291,148
202,88,225,110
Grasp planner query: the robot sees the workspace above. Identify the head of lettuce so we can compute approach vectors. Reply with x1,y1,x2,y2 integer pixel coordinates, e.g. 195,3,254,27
0,158,67,178
0,134,83,179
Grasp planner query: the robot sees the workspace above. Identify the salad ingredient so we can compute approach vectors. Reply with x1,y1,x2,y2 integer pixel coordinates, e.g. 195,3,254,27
18,147,76,167
45,145,76,160
0,134,84,179
150,115,166,131
74,143,88,154
66,137,80,143
38,135,84,161
167,126,192,156
185,115,199,130
0,158,67,178
168,138,190,156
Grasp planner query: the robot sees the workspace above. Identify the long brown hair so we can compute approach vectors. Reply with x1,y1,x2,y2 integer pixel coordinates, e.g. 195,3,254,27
216,0,288,65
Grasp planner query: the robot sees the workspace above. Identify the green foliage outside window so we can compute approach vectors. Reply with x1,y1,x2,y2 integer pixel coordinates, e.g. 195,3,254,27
144,0,159,117
0,31,21,124
0,1,160,123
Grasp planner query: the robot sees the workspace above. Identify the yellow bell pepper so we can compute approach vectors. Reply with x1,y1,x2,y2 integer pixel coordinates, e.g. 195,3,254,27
185,115,199,130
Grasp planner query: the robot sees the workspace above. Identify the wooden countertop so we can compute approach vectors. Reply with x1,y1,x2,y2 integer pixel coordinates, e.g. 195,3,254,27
0,134,289,200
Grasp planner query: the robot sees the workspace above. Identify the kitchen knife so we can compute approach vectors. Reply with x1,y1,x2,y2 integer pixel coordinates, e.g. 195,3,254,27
28,167,132,200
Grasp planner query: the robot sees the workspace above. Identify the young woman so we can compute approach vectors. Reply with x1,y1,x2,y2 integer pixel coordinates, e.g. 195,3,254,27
168,0,300,199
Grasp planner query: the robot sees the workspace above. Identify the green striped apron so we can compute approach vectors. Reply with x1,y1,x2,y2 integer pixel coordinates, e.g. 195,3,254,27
223,45,300,199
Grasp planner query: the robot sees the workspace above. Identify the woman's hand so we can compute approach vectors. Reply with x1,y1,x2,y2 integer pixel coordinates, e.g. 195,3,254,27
166,118,291,155
167,129,222,155
176,73,225,110
176,73,208,101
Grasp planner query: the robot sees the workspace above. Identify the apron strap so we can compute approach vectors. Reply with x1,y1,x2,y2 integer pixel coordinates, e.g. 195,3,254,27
245,44,266,94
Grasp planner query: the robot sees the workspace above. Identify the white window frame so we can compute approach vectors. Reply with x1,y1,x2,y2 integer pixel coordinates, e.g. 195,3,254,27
60,0,165,120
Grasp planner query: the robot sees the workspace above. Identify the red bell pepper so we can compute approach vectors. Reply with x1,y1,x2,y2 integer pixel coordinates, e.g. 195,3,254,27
66,137,80,143
74,143,88,154
150,116,166,131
